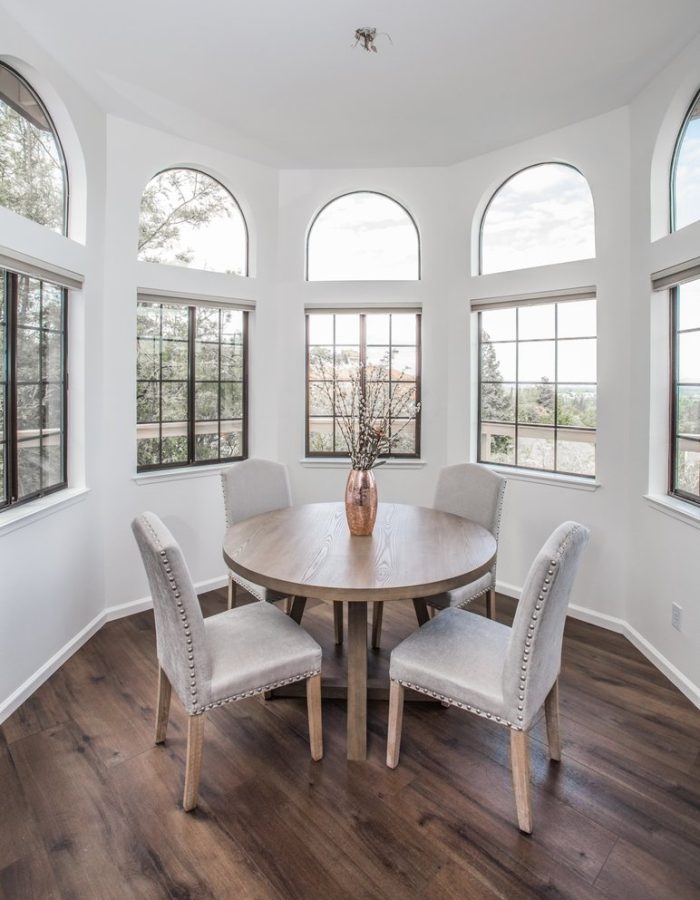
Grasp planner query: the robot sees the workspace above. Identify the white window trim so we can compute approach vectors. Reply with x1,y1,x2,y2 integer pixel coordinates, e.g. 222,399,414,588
0,487,90,537
482,464,599,492
133,464,234,486
644,494,700,530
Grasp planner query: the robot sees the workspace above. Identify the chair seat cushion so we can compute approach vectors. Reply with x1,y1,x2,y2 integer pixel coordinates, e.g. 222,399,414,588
390,608,510,718
232,572,287,604
204,602,321,703
426,572,492,610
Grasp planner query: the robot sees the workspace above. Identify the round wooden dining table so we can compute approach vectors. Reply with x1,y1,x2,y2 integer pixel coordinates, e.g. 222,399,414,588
222,501,497,760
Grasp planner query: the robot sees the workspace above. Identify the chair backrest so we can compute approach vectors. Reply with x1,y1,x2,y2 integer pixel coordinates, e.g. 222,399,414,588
433,463,506,537
221,458,292,528
132,512,211,713
502,521,589,730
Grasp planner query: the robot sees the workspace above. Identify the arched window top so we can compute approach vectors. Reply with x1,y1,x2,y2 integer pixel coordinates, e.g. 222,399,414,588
307,191,420,281
0,62,67,233
138,168,248,275
671,87,700,232
480,163,595,275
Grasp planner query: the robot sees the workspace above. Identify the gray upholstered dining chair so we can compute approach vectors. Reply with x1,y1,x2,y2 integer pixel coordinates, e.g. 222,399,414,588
222,458,345,644
386,521,589,834
132,511,323,812
221,458,293,610
371,463,506,648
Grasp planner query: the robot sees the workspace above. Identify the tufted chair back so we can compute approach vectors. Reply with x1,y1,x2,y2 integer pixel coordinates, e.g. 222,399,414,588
221,458,292,529
502,522,589,730
132,512,212,714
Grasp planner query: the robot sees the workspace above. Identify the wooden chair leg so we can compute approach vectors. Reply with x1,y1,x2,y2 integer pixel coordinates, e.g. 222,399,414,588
486,587,497,620
284,597,292,615
306,674,323,761
428,605,437,619
227,574,237,611
371,601,383,649
154,666,171,744
386,681,405,769
412,598,430,627
509,729,533,834
544,679,561,762
183,714,206,812
333,601,344,645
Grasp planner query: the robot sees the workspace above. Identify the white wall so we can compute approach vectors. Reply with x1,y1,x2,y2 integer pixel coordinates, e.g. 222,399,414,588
1,11,699,720
0,16,107,716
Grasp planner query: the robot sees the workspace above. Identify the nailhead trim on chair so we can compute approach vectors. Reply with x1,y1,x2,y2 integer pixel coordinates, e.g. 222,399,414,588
392,677,522,730
514,523,582,724
230,570,265,602
193,668,322,715
398,522,582,731
143,515,202,709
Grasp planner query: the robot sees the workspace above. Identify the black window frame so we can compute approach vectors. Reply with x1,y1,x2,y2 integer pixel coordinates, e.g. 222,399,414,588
670,86,700,234
305,310,422,460
476,300,597,478
0,61,69,236
0,269,68,511
136,301,249,473
669,284,700,506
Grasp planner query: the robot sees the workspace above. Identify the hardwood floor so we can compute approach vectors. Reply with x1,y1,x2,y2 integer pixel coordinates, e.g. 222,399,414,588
1,591,699,899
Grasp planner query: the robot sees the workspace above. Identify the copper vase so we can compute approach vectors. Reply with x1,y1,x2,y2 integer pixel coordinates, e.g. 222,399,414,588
345,468,378,536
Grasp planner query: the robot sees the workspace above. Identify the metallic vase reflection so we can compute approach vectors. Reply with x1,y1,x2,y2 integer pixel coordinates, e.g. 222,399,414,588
345,468,378,536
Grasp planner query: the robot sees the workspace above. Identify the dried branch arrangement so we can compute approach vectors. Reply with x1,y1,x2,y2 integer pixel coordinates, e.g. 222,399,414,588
315,351,420,470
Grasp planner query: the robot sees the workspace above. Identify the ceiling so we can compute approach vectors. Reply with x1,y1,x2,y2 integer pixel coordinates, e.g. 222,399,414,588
4,0,700,168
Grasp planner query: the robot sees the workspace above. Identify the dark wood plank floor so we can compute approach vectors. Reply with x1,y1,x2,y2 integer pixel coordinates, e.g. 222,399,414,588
1,591,699,900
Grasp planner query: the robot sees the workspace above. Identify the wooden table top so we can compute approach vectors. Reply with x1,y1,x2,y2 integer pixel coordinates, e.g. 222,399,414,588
223,502,497,603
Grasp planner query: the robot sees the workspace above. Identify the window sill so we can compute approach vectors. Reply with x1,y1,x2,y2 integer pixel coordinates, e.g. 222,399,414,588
299,458,427,470
0,487,90,537
644,494,700,530
133,464,234,486
483,465,600,492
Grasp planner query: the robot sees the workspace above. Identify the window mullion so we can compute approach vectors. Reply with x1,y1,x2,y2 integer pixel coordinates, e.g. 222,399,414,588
8,273,18,504
188,306,196,465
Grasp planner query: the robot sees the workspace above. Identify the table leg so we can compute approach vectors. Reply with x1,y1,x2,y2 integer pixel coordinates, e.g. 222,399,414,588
347,601,368,761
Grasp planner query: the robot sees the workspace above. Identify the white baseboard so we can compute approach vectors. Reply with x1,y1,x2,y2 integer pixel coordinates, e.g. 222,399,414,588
497,579,700,709
0,574,229,725
0,609,105,724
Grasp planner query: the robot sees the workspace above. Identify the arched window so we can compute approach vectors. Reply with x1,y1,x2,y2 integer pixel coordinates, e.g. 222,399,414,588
0,62,67,233
480,163,595,275
307,191,420,281
138,168,248,275
671,88,700,232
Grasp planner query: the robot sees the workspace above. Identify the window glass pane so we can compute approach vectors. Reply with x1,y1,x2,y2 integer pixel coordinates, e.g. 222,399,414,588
335,314,360,344
307,193,419,281
481,308,515,342
558,299,596,338
673,92,700,231
17,438,41,499
481,341,516,383
366,314,390,344
518,341,555,382
678,279,700,331
675,439,700,495
678,331,700,383
481,164,595,274
308,314,334,344
17,278,41,328
557,385,597,428
477,299,596,477
480,424,515,465
557,431,596,477
518,304,555,340
481,382,515,423
518,383,554,425
138,169,247,274
557,338,596,383
517,426,555,470
0,64,66,232
306,312,420,457
136,302,246,470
